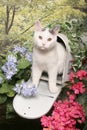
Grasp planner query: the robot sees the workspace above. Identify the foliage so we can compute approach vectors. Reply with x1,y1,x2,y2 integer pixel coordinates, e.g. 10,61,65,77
0,45,32,105
0,0,86,43
58,18,87,72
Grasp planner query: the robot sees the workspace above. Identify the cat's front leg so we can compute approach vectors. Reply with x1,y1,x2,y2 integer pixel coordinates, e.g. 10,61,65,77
48,69,58,93
32,65,42,88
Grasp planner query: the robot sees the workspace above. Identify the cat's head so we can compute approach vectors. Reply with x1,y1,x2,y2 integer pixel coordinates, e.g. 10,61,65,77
34,20,60,50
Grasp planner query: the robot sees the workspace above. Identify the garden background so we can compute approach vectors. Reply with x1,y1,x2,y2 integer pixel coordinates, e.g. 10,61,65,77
0,0,87,130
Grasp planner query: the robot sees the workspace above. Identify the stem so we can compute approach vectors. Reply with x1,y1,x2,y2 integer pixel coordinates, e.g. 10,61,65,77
8,5,16,33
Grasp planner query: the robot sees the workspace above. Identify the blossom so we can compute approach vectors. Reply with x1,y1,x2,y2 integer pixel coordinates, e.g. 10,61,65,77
25,52,32,62
13,45,27,55
41,70,86,130
13,84,21,94
69,72,75,83
21,84,38,97
69,70,87,83
68,93,76,102
71,82,85,94
7,55,17,63
41,116,52,128
13,81,38,97
2,55,18,80
76,70,87,80
41,97,85,130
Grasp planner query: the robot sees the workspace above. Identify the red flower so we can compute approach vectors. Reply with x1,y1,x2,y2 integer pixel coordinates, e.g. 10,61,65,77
41,70,86,130
71,82,86,94
41,116,52,128
68,94,76,102
76,70,87,80
69,72,75,83
41,98,85,130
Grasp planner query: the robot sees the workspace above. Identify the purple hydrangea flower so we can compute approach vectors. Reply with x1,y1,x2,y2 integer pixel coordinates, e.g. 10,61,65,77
25,52,32,62
2,55,18,80
7,55,17,63
21,85,38,97
13,45,27,55
13,84,21,94
13,81,38,97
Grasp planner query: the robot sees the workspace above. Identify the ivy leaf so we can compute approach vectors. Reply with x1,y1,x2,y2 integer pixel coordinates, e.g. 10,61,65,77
0,95,7,104
17,57,30,69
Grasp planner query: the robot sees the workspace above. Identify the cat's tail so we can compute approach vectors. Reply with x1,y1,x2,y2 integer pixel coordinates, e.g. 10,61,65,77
57,33,71,53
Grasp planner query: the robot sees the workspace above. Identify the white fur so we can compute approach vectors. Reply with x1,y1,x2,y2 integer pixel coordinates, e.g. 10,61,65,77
32,21,71,93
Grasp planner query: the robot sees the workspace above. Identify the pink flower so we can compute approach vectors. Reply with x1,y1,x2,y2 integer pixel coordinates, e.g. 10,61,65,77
41,116,52,127
41,70,86,130
41,98,85,130
69,72,75,83
68,94,76,102
64,126,80,130
71,82,85,94
76,70,87,80
43,128,51,130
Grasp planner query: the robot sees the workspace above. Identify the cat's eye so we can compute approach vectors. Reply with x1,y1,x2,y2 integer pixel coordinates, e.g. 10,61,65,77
47,38,52,41
39,36,42,40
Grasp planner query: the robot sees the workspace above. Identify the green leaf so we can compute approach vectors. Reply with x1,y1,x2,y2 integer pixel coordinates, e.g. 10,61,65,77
83,124,87,130
0,83,14,94
17,58,30,69
7,90,15,97
6,101,15,119
84,104,87,116
0,83,9,94
77,94,87,106
0,73,5,83
65,22,72,28
0,95,7,104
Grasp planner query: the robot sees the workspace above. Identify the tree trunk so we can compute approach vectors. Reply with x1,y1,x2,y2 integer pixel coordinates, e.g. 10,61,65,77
4,5,16,45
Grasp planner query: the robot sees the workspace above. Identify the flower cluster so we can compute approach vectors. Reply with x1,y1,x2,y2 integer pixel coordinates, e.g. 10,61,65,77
13,45,32,62
69,70,87,83
25,52,32,62
13,45,27,55
69,70,87,95
13,81,38,97
41,70,87,130
71,82,85,94
41,95,85,130
1,46,32,80
2,55,18,80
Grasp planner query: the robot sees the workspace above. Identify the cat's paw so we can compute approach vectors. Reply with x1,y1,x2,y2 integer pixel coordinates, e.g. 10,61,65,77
49,86,58,93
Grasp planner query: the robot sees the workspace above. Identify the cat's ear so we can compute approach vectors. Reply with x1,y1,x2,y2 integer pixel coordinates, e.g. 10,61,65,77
52,25,60,35
35,20,42,31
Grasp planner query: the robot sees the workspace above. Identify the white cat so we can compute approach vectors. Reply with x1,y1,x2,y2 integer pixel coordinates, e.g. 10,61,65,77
32,21,71,93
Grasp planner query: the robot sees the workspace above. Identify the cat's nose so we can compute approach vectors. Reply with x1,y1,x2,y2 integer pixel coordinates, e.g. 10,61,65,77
42,43,45,46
